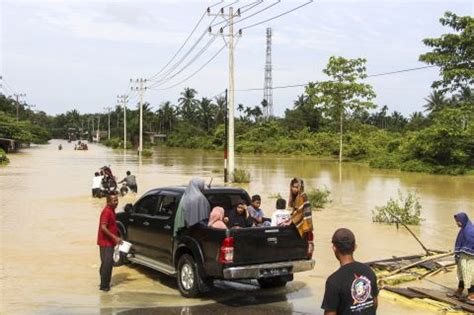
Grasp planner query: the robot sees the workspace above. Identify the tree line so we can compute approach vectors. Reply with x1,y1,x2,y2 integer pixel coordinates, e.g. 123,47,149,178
0,11,472,174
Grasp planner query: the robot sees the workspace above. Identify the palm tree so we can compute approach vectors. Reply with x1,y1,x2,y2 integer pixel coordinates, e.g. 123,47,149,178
178,87,198,122
424,90,447,114
215,96,226,124
197,97,216,132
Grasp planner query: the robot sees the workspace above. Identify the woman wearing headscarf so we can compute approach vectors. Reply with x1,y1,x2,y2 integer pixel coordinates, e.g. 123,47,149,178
451,212,474,301
286,178,313,238
208,207,227,229
173,178,211,236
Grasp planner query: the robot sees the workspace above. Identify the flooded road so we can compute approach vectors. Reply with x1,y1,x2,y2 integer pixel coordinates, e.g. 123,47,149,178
1,140,473,314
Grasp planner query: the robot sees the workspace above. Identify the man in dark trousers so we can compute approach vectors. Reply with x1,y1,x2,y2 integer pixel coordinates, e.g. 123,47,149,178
97,194,121,291
321,228,379,315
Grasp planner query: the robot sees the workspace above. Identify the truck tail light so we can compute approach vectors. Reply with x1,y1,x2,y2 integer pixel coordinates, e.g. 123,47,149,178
219,236,234,264
307,231,314,259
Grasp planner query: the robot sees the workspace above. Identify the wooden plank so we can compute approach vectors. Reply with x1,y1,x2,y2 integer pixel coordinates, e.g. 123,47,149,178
380,252,454,278
384,287,427,299
366,255,423,266
409,287,474,313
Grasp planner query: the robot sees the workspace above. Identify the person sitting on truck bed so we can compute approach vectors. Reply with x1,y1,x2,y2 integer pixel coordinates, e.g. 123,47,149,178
248,194,271,227
174,177,211,236
271,198,291,226
225,199,254,229
208,207,227,229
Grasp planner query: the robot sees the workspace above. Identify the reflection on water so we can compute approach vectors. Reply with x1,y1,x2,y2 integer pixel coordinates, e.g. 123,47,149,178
1,140,473,314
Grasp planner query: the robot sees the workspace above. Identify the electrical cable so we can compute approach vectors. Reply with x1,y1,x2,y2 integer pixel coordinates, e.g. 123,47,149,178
148,35,218,89
211,0,280,29
240,0,313,30
148,14,219,84
150,44,226,91
235,65,437,91
147,0,223,81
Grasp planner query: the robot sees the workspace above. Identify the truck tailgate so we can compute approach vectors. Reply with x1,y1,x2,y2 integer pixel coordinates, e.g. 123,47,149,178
229,225,308,266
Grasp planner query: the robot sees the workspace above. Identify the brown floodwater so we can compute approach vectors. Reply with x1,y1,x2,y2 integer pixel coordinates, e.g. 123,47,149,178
1,140,473,314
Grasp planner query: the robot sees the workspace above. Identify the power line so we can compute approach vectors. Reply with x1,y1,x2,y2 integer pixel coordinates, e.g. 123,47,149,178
148,35,219,89
240,0,313,30
235,65,437,91
211,0,280,29
150,44,226,91
210,0,264,28
147,12,207,81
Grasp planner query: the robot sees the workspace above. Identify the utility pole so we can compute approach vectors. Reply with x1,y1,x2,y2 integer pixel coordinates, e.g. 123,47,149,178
97,115,101,142
13,93,26,121
118,94,128,150
224,89,228,183
131,79,147,154
104,106,112,140
209,6,241,182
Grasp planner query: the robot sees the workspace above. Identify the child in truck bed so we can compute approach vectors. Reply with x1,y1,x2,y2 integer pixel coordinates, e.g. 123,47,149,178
271,198,291,226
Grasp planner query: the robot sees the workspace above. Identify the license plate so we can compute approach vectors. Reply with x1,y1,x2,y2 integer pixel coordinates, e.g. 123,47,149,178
261,267,291,277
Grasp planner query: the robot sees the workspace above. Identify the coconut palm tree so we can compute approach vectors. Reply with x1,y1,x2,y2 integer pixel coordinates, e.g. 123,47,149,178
424,90,448,114
178,87,198,122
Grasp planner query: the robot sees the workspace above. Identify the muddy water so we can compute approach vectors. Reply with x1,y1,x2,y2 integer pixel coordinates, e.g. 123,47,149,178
1,140,473,314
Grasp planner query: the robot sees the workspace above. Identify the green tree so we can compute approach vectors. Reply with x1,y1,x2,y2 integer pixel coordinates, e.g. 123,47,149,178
306,56,376,162
178,87,198,122
419,12,474,93
424,90,448,114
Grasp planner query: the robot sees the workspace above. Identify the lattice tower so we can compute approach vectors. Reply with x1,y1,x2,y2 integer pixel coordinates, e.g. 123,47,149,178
263,27,273,118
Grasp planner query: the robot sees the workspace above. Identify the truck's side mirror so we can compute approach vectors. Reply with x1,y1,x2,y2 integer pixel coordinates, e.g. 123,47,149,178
124,203,133,213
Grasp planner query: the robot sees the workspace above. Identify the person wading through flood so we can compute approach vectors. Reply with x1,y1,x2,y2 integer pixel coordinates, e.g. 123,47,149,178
321,228,379,315
97,194,121,292
450,212,474,302
119,171,138,193
282,178,313,237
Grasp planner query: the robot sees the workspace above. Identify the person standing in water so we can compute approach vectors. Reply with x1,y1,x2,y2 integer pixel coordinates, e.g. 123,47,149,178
450,212,474,302
119,171,137,193
97,194,121,292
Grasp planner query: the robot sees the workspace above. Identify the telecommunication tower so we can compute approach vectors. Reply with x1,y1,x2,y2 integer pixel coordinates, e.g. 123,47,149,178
263,27,273,118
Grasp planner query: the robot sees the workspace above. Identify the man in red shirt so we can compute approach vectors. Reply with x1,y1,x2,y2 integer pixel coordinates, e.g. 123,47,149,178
97,194,121,291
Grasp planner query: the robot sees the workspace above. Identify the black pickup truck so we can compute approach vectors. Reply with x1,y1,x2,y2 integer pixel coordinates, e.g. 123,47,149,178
116,186,315,297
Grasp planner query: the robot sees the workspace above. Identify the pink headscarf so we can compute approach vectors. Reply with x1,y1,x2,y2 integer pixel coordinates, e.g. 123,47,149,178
208,207,227,229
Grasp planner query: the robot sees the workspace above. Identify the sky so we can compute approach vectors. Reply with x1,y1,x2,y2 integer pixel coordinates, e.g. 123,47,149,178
0,0,472,117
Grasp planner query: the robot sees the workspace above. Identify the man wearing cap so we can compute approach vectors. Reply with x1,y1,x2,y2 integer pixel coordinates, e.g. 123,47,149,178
97,194,122,292
321,228,379,315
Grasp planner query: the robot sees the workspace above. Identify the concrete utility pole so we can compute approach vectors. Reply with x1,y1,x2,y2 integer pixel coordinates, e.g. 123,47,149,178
209,6,241,182
104,106,112,140
13,93,26,121
97,116,101,142
131,79,147,154
118,94,128,150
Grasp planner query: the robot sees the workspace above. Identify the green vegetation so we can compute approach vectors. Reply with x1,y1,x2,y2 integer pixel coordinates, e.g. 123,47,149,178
306,187,332,210
372,190,423,225
0,148,9,165
232,169,250,183
141,149,153,157
306,57,376,163
102,137,132,149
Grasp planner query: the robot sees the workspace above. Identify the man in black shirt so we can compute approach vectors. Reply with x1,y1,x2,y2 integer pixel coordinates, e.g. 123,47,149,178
321,228,379,315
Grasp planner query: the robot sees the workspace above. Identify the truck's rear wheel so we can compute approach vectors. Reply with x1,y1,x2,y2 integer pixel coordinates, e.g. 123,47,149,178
177,254,202,298
258,276,290,288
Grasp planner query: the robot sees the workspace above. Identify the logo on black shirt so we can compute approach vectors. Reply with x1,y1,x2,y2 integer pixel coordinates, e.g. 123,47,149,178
351,274,372,305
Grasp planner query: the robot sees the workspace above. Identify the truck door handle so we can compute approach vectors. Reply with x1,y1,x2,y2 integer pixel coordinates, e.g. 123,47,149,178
143,221,150,226
164,225,171,230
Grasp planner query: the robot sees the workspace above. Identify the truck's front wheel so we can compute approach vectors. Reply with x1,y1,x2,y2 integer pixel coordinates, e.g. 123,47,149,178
258,275,290,288
177,254,202,298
